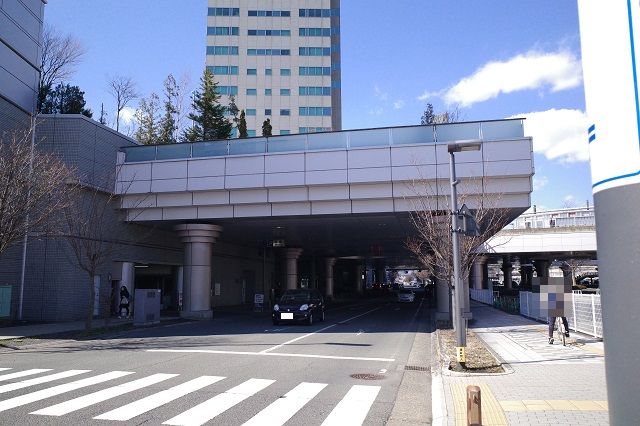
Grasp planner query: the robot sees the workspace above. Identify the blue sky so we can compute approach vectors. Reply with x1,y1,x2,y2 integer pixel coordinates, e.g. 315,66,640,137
43,0,591,210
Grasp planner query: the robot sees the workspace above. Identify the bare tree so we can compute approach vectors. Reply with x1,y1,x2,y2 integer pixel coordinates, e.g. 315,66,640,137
0,124,75,257
38,25,85,111
406,177,511,292
107,75,138,132
420,103,463,125
62,166,150,330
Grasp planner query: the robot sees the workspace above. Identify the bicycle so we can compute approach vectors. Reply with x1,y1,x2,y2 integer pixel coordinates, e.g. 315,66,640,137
550,317,568,346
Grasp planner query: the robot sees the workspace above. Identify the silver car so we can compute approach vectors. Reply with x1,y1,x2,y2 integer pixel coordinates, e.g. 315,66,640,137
397,289,415,302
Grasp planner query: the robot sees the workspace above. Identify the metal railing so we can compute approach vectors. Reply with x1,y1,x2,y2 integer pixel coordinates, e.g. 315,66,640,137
469,289,604,339
519,291,603,339
469,288,494,305
121,119,525,163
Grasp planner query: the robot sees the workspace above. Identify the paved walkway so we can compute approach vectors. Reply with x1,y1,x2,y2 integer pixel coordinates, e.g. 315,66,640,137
0,317,137,340
441,303,608,426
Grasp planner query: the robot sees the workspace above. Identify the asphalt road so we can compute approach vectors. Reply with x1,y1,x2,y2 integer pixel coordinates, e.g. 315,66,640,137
0,296,432,425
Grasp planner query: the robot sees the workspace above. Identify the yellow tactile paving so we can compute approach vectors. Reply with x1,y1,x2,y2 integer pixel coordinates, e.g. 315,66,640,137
451,383,508,426
546,400,579,410
500,399,609,412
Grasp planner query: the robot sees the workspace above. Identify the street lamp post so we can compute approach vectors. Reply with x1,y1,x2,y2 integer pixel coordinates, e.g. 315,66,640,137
448,141,482,369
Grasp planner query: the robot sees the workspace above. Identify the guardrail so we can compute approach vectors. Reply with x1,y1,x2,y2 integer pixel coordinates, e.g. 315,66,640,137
121,119,524,163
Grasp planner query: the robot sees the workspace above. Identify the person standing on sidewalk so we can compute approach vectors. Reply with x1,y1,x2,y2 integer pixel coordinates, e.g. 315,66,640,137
548,316,569,344
118,286,131,318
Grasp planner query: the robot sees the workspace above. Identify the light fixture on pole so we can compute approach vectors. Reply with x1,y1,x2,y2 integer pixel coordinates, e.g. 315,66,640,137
448,141,482,369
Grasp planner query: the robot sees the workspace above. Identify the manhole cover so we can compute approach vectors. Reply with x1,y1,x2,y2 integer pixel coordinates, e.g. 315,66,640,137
405,365,430,372
350,373,385,380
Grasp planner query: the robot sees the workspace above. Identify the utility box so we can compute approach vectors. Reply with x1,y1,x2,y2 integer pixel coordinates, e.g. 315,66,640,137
0,286,11,318
134,289,161,326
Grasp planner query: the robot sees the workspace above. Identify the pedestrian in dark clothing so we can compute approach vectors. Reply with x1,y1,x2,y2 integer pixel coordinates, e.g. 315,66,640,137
119,286,130,318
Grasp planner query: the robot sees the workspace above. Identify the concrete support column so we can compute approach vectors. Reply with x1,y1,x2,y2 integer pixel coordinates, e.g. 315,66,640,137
502,256,513,289
520,260,534,290
285,248,303,290
356,263,364,294
175,224,222,319
482,262,490,290
534,259,550,278
472,256,488,290
325,257,336,299
435,267,451,321
120,262,135,298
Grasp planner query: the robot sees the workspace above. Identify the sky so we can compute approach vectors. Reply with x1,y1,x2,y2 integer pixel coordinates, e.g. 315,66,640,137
43,0,591,210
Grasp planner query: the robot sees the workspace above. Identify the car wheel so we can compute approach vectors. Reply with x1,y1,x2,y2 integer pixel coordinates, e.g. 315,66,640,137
307,313,313,326
320,310,325,322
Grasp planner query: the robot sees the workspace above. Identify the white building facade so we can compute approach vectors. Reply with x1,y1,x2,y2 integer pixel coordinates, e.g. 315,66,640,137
206,0,341,137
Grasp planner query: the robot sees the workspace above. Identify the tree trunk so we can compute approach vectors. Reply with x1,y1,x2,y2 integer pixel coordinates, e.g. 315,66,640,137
85,273,96,331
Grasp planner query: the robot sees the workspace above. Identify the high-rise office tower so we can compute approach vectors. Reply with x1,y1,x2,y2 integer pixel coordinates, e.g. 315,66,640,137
206,0,341,137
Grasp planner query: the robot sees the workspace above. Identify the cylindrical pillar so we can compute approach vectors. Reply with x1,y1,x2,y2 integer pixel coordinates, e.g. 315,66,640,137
435,266,451,321
502,256,513,289
472,257,488,290
356,263,365,294
285,248,303,290
175,224,222,319
325,257,336,299
534,259,550,278
520,260,534,290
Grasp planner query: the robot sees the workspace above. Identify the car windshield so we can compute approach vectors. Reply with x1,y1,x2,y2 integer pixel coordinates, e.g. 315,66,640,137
280,290,314,303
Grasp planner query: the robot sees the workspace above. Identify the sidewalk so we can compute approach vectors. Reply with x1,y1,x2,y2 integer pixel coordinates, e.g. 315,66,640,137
0,315,187,340
440,302,608,426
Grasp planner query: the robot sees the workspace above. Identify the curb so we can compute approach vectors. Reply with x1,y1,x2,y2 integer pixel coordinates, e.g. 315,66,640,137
430,312,448,426
434,328,515,378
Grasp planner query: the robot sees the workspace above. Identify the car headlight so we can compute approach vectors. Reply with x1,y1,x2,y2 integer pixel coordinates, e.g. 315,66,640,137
274,304,280,312
299,304,309,311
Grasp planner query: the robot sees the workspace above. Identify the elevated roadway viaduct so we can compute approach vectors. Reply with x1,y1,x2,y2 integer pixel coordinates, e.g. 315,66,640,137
116,120,534,318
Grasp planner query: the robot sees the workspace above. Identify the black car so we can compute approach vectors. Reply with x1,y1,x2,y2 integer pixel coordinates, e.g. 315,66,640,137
272,289,325,325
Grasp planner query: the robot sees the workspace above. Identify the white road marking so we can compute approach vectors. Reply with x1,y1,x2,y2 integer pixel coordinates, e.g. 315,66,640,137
0,369,51,381
31,373,177,416
0,370,89,394
260,307,381,353
163,378,275,426
242,382,327,426
95,376,225,421
320,385,381,425
378,369,387,374
357,329,365,336
147,349,395,362
0,368,11,372
0,371,133,412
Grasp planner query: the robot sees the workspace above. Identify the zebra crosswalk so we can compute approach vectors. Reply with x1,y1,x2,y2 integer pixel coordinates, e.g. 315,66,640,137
0,367,382,425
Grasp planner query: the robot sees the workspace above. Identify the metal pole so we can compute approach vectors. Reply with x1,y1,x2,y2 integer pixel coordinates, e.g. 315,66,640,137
18,115,37,321
449,150,466,367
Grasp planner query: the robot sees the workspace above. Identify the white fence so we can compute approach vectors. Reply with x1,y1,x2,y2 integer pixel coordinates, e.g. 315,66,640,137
469,289,494,305
520,291,603,339
470,289,603,339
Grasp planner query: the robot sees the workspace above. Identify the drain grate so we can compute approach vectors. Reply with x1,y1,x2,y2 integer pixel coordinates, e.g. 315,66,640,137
350,373,386,380
404,365,430,372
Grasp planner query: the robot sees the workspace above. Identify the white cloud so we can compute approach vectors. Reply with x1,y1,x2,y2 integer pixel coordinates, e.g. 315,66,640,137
417,90,442,101
443,50,582,107
393,100,405,110
533,176,549,191
120,106,137,124
508,108,590,163
368,107,383,116
374,84,388,101
564,194,576,203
